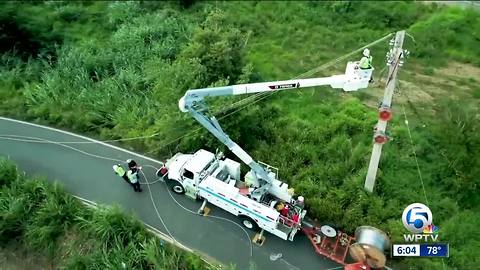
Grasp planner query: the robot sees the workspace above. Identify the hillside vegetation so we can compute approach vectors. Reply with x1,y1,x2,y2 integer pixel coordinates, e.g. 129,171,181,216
1,1,479,269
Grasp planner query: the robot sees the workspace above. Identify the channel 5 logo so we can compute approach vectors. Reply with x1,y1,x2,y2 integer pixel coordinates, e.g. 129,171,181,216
402,203,439,242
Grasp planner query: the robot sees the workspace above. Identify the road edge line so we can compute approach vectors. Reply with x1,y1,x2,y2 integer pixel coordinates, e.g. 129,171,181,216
0,117,163,165
71,195,222,269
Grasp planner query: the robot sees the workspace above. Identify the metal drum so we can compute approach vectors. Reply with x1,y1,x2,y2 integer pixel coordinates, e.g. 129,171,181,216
349,226,391,269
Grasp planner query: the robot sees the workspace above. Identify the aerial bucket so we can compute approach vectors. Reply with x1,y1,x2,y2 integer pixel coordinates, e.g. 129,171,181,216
343,62,373,91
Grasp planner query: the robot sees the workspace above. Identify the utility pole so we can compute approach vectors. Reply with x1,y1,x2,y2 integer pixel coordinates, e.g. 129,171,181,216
364,30,407,192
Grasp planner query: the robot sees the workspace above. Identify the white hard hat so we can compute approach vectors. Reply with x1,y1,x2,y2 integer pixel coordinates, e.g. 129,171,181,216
113,165,118,170
127,159,132,163
298,196,304,202
363,48,370,57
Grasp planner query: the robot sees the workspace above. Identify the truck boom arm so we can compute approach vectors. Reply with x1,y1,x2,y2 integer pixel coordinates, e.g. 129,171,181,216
179,61,372,199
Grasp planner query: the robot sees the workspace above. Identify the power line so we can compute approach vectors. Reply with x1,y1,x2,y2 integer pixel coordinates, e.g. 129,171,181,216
5,33,395,158
215,32,394,116
146,33,394,154
401,104,429,205
401,96,443,270
395,81,430,206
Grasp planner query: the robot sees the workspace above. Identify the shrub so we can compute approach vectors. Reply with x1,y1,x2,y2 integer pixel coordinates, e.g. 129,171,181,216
0,158,18,187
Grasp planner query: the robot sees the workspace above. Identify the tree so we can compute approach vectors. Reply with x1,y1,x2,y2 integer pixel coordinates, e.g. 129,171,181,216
180,9,247,85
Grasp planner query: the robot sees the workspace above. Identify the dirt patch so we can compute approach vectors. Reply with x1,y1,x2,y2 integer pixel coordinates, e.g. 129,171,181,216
391,62,476,102
423,1,480,9
412,73,458,88
56,227,92,263
0,244,51,270
437,62,480,80
359,61,478,110
397,79,437,102
360,77,437,106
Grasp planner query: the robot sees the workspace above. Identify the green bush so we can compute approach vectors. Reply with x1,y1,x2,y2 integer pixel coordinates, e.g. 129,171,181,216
24,183,80,256
409,7,480,66
0,158,17,187
473,88,480,99
180,9,248,84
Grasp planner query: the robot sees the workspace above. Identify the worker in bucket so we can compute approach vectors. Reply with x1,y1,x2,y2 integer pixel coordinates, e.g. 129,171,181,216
112,164,130,185
127,168,142,192
359,48,374,83
281,204,290,217
295,196,305,209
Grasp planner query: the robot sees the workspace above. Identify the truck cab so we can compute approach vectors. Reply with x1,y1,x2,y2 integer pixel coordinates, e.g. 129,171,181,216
164,149,241,199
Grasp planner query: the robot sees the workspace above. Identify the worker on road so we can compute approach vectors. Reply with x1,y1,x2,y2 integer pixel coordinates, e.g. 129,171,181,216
127,159,139,171
113,164,130,184
359,48,374,83
127,169,142,192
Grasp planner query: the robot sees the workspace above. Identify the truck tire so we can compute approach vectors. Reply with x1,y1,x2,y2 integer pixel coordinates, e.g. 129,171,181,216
240,216,259,231
168,179,185,194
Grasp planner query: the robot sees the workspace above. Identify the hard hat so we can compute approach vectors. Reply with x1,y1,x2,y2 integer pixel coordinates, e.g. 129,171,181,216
127,159,132,163
112,165,118,170
363,48,370,57
298,196,304,202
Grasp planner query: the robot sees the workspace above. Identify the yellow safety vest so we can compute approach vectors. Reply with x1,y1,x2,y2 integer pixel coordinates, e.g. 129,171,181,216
359,56,372,69
114,165,126,176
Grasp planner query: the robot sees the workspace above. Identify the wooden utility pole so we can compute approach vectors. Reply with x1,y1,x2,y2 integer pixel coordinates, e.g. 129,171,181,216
364,31,406,192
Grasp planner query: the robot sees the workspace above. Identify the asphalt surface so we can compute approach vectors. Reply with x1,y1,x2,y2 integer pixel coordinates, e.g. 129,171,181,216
0,117,340,270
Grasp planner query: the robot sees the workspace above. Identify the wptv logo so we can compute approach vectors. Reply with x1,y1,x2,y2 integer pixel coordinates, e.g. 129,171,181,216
402,203,439,242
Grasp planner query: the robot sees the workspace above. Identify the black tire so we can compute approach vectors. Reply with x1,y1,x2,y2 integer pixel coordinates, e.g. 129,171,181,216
171,183,185,194
168,179,185,194
240,216,259,231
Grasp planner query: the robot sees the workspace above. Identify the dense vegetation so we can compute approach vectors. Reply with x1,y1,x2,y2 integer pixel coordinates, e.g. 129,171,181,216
1,1,479,269
0,158,215,269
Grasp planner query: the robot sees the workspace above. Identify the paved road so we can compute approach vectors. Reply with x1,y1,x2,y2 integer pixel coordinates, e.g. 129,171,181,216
0,117,340,270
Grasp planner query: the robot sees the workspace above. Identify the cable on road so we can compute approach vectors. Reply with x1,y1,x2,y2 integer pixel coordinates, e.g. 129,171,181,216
0,134,194,252
0,134,162,185
0,133,254,257
160,172,254,257
139,170,178,243
0,132,161,144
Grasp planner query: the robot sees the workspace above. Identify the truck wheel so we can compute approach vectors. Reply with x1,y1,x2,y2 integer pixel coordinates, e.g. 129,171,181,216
240,216,259,231
171,184,185,194
168,180,185,194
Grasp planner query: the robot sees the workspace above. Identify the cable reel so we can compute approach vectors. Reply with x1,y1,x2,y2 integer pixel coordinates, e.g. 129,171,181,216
349,226,391,269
